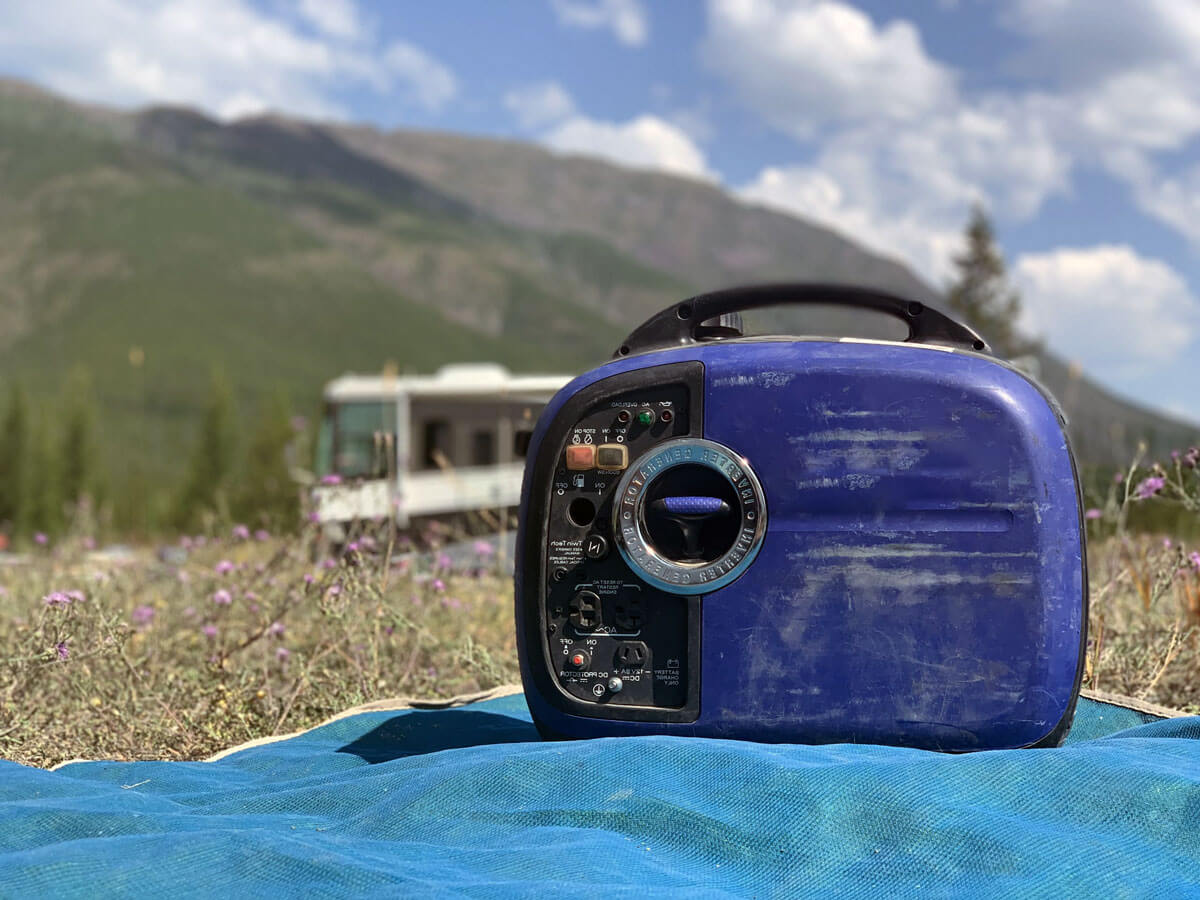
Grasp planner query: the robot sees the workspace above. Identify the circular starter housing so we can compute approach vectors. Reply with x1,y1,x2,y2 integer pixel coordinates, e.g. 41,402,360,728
613,437,767,594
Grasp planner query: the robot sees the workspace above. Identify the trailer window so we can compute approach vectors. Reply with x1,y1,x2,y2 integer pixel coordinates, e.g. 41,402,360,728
331,402,390,478
423,420,452,470
471,429,497,466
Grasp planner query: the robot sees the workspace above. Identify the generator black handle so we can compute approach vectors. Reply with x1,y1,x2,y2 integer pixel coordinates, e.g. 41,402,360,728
613,283,990,357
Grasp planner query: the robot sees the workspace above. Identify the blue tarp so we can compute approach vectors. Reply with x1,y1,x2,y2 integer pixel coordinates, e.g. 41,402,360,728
1,692,1197,897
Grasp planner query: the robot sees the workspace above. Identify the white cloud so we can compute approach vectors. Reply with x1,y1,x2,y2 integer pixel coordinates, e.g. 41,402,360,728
1014,245,1200,375
998,0,1200,236
1117,160,1200,248
736,95,1070,283
298,0,363,42
703,0,1075,283
550,0,648,46
383,41,458,111
703,0,954,138
542,114,714,180
1001,0,1200,87
0,0,455,121
739,165,961,282
504,81,575,129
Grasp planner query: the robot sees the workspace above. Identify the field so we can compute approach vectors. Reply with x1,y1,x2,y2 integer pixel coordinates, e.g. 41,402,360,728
0,522,520,767
2,512,1199,769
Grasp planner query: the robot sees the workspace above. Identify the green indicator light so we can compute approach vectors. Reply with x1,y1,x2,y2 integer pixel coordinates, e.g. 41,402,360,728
637,410,655,426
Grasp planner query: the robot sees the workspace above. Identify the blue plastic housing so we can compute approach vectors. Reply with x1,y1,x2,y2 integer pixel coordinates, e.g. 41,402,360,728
516,338,1086,750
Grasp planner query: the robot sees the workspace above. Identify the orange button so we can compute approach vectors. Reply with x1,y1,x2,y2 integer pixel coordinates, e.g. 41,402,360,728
566,444,596,470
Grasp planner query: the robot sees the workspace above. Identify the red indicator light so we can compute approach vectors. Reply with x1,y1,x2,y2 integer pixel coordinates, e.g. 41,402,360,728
570,652,588,667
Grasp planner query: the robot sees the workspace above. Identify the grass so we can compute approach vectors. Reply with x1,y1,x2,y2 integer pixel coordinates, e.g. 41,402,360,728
1,521,1198,769
0,523,521,767
3,450,1200,768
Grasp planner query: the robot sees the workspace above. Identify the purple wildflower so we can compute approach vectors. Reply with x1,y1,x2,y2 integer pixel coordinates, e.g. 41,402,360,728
66,590,85,603
276,647,291,662
442,597,464,610
232,524,250,541
254,529,270,542
321,558,337,570
1190,552,1200,571
244,590,259,601
268,621,285,637
214,559,235,576
1114,472,1125,484
42,591,72,607
1134,476,1165,500
432,578,446,593
55,640,69,661
346,541,360,554
132,605,156,627
474,540,494,557
436,553,452,571
179,536,194,549
212,589,232,605
325,583,342,598
303,573,315,585
1084,508,1103,520
320,474,342,486
202,624,218,639
384,625,394,636
33,532,47,546
183,605,196,618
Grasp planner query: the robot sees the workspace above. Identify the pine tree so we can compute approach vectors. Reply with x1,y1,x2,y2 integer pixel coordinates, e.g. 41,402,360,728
174,370,237,530
59,366,102,516
0,383,31,536
234,390,299,531
27,414,60,538
946,204,1039,359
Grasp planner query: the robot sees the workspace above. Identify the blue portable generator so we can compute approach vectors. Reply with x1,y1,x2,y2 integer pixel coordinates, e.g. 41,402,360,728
515,284,1087,751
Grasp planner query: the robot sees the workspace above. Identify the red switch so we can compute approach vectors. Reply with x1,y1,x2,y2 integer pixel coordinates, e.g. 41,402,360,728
566,444,596,470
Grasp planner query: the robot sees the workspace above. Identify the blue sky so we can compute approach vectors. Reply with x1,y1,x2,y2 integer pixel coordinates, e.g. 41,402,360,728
2,0,1200,426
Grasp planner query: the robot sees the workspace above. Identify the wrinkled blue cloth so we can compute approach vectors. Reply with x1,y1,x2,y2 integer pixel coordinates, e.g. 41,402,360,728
1,693,1197,897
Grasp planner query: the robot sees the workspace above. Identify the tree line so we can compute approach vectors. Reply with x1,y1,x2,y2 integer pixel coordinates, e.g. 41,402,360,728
0,368,302,546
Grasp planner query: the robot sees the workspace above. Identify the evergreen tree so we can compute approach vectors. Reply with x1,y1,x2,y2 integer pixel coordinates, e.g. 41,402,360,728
27,413,60,538
234,390,300,531
0,383,31,535
174,370,237,530
59,366,102,516
946,204,1039,359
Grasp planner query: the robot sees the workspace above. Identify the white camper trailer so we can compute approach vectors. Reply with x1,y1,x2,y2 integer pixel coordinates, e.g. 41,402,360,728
311,364,572,534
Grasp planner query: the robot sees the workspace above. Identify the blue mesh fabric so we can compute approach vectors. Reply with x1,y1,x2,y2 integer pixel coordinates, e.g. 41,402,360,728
1,694,1197,897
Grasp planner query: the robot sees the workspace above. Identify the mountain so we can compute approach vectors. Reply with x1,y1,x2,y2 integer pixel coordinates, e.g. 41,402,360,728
0,76,1194,526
